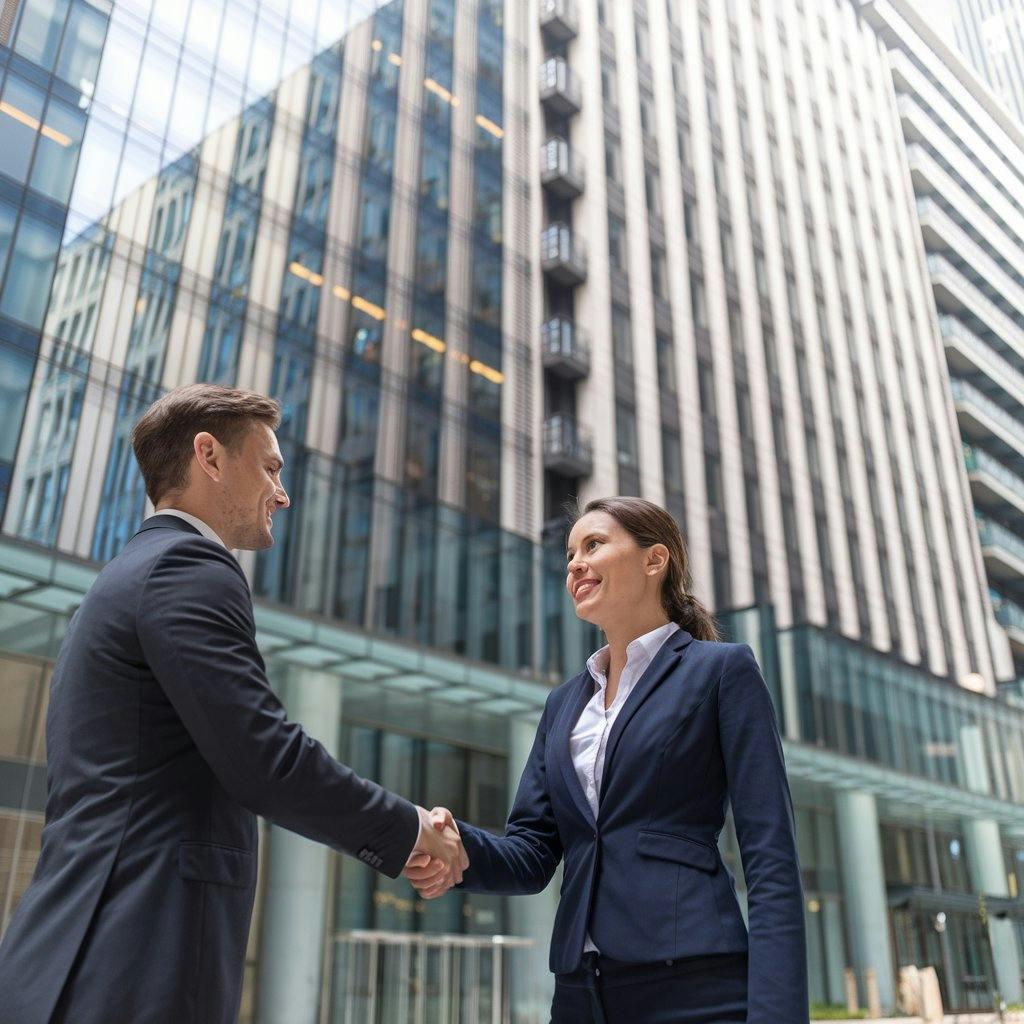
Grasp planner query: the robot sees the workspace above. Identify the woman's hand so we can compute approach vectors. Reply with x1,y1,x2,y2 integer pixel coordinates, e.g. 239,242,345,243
404,807,467,899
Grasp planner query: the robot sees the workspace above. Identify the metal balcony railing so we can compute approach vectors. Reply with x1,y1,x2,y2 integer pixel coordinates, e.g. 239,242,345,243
542,414,592,477
540,223,587,286
976,512,1024,570
540,137,584,199
539,57,581,116
541,316,589,380
963,444,1024,507
950,378,1024,453
539,0,578,42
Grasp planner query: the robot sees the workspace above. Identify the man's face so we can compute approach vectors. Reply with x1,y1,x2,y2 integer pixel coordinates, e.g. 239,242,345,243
219,422,290,550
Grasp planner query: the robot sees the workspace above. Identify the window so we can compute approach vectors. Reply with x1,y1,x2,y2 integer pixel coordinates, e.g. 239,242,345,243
0,73,44,184
13,0,70,72
604,134,621,184
0,208,62,328
650,245,667,299
644,165,661,217
55,0,109,92
611,304,632,368
616,402,638,468
607,213,626,272
639,88,655,135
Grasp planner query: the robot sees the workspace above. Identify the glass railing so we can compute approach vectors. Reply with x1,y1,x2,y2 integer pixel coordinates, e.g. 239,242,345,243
330,930,536,1024
540,137,585,191
950,378,1024,449
962,443,1024,499
976,512,1024,566
928,253,1024,353
939,316,1024,401
917,200,1024,318
542,413,592,466
991,588,1024,633
540,223,587,273
538,57,581,108
541,316,589,364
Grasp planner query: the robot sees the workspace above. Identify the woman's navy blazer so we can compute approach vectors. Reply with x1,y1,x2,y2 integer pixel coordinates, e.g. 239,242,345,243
457,630,809,1024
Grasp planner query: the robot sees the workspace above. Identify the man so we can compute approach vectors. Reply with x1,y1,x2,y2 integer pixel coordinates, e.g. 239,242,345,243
0,383,465,1024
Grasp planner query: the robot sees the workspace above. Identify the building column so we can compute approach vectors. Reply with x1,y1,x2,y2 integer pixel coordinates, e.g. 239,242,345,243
507,713,559,1021
835,789,896,1013
256,667,343,1024
963,819,1023,1004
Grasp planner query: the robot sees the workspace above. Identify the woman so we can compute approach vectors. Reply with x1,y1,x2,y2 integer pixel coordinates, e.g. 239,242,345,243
408,497,807,1023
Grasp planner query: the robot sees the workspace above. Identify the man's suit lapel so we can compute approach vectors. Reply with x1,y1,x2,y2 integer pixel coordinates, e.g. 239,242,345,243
598,629,694,804
555,670,599,828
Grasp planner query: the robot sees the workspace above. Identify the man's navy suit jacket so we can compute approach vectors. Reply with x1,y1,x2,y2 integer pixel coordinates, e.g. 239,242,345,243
0,516,420,1024
457,629,809,1024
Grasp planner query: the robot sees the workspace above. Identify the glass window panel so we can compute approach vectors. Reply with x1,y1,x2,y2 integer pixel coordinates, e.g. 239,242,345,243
0,342,36,462
1,209,63,327
130,37,178,138
29,94,87,204
13,0,70,70
91,14,143,110
0,73,46,184
65,107,123,233
0,197,17,286
55,0,109,93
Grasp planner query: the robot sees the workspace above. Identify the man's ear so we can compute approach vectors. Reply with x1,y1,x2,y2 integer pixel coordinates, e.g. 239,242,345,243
193,431,222,483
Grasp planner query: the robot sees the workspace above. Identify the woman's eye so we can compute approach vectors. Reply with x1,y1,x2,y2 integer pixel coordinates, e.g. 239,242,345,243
587,539,598,550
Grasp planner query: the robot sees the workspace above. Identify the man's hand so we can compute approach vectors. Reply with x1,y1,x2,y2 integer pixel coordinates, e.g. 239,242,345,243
404,806,468,899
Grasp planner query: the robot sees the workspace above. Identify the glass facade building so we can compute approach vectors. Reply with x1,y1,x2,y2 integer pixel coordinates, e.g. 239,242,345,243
1,0,1024,1019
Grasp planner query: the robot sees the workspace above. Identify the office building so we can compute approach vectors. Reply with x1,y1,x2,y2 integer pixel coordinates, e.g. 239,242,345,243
1,0,1023,1017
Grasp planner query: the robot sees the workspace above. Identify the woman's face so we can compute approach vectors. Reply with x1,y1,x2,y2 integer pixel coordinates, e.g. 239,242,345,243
565,510,666,629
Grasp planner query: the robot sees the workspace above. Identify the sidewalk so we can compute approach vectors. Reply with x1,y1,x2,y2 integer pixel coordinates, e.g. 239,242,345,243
811,1015,1024,1023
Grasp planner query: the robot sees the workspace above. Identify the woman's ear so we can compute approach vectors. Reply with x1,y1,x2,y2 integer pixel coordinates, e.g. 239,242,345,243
646,543,670,577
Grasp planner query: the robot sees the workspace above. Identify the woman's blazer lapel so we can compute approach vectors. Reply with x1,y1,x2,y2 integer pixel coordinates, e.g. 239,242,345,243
553,669,599,828
597,629,694,804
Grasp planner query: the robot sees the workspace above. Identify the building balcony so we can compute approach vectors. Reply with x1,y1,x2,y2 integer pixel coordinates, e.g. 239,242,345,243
539,57,581,117
541,316,589,380
539,0,578,42
540,137,585,199
927,253,1024,363
991,589,1024,656
976,512,1024,582
950,378,1024,461
939,316,1024,411
963,444,1024,519
540,223,587,286
543,414,592,477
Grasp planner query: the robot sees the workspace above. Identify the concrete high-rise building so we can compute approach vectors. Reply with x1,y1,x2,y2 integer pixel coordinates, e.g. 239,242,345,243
946,0,1024,125
1,0,1024,1018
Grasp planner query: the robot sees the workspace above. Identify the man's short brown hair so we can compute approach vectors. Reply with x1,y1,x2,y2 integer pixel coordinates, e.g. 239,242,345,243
131,383,282,504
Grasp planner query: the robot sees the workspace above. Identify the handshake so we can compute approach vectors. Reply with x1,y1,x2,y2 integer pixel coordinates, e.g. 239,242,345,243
404,805,469,899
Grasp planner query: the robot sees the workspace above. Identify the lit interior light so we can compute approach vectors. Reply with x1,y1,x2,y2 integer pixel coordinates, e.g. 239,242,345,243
961,672,987,693
388,52,403,66
135,296,147,314
332,284,351,301
0,101,72,146
352,295,386,321
288,261,323,287
411,327,446,353
470,359,504,384
371,39,383,51
424,77,458,106
474,114,504,139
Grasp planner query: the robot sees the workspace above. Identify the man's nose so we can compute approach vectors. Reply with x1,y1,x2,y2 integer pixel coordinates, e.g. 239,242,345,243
277,486,290,509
